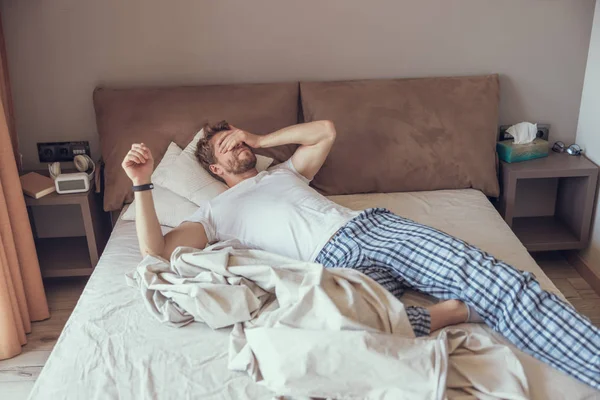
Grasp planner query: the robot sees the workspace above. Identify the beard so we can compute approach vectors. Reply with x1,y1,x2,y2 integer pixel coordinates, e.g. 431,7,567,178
226,149,257,175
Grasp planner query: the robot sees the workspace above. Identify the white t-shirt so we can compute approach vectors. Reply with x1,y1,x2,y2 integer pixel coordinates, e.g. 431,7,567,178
184,159,359,262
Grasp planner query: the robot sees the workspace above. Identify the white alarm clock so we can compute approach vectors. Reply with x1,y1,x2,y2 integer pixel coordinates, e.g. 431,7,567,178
54,172,90,194
49,154,95,194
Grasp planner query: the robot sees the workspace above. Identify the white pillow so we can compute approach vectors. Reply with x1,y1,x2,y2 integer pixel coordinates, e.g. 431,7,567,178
121,143,199,227
152,141,182,183
155,129,273,206
121,186,199,227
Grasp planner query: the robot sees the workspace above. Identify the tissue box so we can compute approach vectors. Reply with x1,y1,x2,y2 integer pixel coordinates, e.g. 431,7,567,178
496,138,549,163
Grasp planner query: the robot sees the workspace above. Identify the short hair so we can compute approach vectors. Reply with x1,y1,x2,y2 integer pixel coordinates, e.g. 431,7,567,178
195,120,231,182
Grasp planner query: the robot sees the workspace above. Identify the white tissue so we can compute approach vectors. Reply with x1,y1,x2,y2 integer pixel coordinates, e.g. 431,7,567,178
507,122,537,144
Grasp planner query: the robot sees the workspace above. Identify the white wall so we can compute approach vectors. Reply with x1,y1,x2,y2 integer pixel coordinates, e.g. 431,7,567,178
576,0,600,272
1,0,596,171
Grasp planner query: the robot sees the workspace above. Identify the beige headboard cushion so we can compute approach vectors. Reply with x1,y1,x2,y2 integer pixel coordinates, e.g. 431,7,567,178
94,82,299,211
300,75,500,197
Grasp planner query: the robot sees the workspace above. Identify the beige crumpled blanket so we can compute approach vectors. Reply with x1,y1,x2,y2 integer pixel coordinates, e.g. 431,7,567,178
126,243,529,400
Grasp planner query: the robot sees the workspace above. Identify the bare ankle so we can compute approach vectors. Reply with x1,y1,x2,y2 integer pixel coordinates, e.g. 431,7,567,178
427,299,469,331
444,299,469,324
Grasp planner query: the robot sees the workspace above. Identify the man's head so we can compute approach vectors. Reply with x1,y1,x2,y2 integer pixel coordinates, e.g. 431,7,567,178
195,120,257,185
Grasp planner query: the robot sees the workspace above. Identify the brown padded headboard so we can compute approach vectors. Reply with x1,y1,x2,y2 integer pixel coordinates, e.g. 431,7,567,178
94,75,500,212
301,75,500,198
94,82,299,211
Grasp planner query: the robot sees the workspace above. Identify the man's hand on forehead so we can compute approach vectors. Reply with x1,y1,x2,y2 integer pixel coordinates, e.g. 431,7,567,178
217,126,261,153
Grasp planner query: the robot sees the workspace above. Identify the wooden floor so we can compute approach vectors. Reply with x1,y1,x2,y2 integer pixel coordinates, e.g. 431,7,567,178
533,252,600,327
0,253,598,399
0,277,87,399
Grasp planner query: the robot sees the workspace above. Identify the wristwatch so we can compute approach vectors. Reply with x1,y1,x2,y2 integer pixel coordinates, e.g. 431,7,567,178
132,183,154,192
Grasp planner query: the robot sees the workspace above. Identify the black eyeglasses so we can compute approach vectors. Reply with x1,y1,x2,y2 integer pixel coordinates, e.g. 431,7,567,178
552,141,583,156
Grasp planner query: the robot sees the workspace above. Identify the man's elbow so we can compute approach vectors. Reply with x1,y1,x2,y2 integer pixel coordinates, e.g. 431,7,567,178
320,120,336,142
141,246,168,260
140,247,157,257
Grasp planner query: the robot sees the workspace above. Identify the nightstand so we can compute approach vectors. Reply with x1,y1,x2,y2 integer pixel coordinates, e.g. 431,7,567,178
24,184,111,278
497,152,599,252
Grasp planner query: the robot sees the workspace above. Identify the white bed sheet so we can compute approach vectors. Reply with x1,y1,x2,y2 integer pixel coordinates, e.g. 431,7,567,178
29,189,598,399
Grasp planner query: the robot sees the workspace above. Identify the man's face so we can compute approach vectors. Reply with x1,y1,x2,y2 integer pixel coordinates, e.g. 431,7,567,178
210,131,257,176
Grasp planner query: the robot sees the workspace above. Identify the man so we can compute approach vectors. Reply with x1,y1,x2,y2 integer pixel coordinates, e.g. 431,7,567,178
123,121,599,390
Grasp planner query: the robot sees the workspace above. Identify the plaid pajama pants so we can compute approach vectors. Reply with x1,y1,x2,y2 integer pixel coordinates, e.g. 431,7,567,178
314,208,600,390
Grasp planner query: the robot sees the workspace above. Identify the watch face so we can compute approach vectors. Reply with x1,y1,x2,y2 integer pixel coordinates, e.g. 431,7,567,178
58,179,86,191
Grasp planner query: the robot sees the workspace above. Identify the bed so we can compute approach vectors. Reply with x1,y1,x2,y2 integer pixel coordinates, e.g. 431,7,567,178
28,76,599,398
29,190,597,399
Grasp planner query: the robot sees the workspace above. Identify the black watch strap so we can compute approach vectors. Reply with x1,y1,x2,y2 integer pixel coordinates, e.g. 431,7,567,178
132,183,154,192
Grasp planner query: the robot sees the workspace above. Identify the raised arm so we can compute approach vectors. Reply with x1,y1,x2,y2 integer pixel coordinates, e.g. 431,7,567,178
122,144,208,260
217,121,336,181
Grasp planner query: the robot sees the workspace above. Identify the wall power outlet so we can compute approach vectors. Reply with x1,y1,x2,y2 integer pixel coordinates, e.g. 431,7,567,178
498,124,550,142
37,141,91,163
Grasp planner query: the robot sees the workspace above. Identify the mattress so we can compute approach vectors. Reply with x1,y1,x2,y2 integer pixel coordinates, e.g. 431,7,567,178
29,189,598,399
